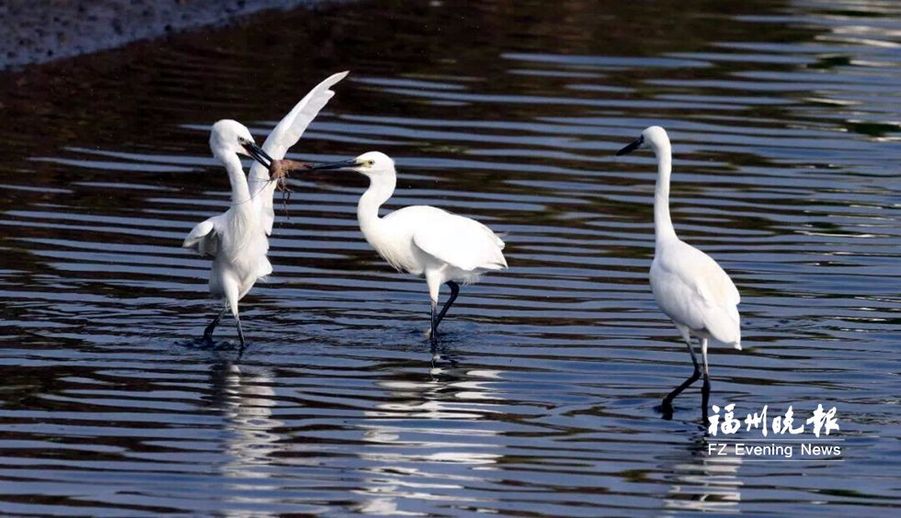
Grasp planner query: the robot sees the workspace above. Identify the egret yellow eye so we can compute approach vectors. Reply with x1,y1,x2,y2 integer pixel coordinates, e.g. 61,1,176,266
367,160,375,167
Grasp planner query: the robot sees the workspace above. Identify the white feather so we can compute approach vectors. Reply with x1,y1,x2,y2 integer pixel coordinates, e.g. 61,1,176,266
248,71,349,235
651,239,741,348
183,215,222,257
410,208,507,271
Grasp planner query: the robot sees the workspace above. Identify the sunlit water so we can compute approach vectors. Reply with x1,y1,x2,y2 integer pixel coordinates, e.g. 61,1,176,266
0,0,899,515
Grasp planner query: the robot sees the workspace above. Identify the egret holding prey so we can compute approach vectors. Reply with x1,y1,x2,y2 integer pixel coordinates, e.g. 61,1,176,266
183,120,274,349
310,152,507,344
616,126,741,418
183,72,348,348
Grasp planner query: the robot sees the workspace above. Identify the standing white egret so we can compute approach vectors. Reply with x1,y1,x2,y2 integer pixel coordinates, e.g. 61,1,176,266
183,120,274,349
182,72,347,349
616,126,741,418
310,152,508,344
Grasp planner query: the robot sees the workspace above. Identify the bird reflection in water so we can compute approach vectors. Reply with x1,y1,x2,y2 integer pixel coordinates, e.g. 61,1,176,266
663,434,742,513
206,360,283,487
353,363,505,514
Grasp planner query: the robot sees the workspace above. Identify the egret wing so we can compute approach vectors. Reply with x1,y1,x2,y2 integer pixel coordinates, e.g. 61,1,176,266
183,216,223,258
249,71,349,235
694,264,741,347
411,210,507,272
652,243,741,346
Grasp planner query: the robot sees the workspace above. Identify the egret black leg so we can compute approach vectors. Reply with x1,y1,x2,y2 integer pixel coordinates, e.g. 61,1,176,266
433,281,460,332
235,315,246,354
429,300,439,346
700,338,711,423
661,337,702,419
701,377,711,423
203,307,228,344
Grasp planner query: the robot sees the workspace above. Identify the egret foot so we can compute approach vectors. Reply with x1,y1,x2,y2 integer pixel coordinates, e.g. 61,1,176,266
660,366,702,420
203,307,227,345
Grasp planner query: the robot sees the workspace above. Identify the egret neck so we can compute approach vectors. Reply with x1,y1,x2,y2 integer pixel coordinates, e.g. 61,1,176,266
650,136,677,245
219,151,254,208
357,169,396,238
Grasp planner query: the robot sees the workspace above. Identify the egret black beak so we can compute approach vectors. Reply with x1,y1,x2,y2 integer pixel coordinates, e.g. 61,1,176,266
309,158,359,171
245,142,273,168
616,135,644,156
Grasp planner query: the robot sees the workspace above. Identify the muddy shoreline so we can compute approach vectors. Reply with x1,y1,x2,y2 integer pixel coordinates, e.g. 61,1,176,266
0,0,325,70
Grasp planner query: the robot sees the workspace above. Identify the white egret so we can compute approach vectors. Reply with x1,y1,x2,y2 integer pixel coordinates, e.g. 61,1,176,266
310,152,508,344
182,71,348,348
183,120,274,349
616,126,741,418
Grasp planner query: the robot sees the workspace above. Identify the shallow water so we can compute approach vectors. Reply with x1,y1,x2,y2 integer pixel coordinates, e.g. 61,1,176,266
1,0,900,515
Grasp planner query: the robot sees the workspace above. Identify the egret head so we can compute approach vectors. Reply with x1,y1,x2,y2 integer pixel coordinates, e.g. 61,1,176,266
616,125,669,156
309,151,395,177
210,119,272,167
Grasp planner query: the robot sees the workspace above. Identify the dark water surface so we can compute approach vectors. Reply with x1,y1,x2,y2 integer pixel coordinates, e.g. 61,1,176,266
1,0,900,515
